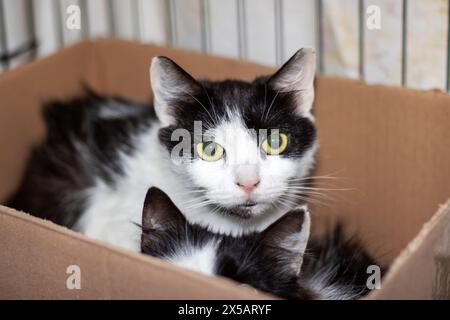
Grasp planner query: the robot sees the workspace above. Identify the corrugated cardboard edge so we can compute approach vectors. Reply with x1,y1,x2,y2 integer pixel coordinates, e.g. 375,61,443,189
367,198,450,299
0,205,274,299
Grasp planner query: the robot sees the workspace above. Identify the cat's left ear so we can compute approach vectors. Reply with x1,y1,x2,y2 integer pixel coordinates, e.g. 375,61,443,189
259,206,311,275
150,56,202,126
142,187,186,231
268,48,316,117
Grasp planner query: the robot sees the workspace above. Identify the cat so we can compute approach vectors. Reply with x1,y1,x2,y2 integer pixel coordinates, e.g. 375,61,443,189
7,48,318,251
141,187,381,300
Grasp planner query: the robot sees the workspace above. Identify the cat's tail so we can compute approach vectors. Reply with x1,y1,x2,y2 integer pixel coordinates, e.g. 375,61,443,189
302,223,386,300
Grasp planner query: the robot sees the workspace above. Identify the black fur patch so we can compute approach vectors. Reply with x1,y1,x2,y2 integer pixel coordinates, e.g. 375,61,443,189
6,91,155,227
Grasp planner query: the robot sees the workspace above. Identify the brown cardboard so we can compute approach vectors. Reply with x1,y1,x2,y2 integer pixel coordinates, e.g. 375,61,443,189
1,39,449,299
312,77,450,265
368,199,450,299
0,205,269,299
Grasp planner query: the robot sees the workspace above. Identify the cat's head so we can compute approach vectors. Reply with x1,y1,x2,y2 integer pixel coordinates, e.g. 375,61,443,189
141,187,315,299
150,49,317,235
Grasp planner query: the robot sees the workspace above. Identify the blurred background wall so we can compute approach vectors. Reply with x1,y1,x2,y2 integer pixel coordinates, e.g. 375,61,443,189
0,0,449,91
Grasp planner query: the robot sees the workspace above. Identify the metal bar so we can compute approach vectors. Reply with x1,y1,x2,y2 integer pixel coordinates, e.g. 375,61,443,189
79,0,90,38
316,0,324,74
54,0,64,46
274,0,284,66
0,0,37,66
200,0,211,53
107,0,116,36
237,0,247,60
447,0,450,91
0,39,37,63
358,0,365,80
25,0,37,60
166,0,178,46
401,0,408,87
132,0,141,40
0,0,8,69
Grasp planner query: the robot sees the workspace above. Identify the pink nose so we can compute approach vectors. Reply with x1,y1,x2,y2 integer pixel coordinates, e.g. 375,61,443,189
236,181,260,193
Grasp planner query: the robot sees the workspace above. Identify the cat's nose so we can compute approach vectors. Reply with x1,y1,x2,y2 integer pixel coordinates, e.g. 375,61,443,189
236,180,260,193
234,164,260,193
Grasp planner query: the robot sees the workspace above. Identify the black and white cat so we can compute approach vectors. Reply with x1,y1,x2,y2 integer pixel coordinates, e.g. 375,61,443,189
8,49,318,251
141,187,378,300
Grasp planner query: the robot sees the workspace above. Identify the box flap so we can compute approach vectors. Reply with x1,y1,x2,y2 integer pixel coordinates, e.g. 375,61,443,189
0,206,271,299
311,77,450,265
367,198,450,299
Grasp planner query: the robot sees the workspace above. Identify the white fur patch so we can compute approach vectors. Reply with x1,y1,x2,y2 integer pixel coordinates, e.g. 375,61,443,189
309,281,364,300
167,241,218,276
307,260,365,300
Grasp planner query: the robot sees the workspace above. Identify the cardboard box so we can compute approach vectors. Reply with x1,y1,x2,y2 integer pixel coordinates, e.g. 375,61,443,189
0,39,449,300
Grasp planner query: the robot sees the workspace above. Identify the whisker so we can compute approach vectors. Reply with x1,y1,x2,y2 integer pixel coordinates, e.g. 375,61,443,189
263,87,282,122
281,193,331,208
183,90,216,126
184,200,217,210
201,84,220,123
284,186,354,192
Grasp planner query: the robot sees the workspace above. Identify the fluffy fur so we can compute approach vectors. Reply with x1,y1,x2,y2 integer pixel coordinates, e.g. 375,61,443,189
7,49,318,250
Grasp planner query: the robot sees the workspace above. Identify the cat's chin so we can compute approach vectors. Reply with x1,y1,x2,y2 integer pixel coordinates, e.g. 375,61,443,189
183,200,288,236
221,202,272,219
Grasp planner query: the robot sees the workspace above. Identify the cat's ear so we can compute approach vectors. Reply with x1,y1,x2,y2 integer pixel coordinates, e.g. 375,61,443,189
150,56,201,126
259,206,311,275
142,187,186,231
268,48,316,117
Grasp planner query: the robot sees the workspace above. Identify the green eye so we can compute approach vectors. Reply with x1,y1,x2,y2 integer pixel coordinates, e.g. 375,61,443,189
262,132,288,155
196,141,225,161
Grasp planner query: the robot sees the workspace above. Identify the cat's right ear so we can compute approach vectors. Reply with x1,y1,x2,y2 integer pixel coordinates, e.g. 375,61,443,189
268,48,316,117
142,187,186,231
150,56,201,126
